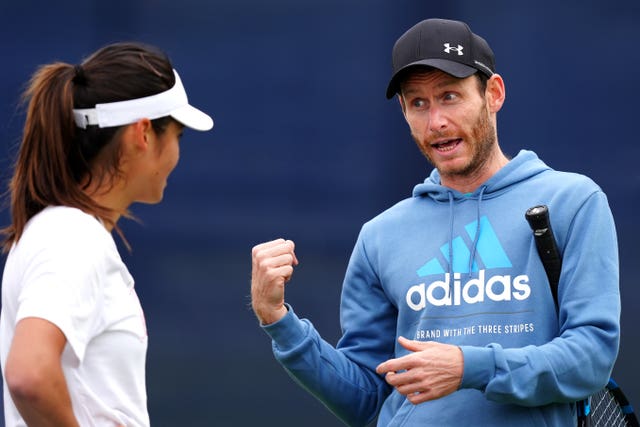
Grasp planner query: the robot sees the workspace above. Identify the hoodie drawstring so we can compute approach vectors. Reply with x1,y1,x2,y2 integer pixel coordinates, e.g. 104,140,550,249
445,191,455,300
446,186,487,281
447,191,455,276
468,186,486,277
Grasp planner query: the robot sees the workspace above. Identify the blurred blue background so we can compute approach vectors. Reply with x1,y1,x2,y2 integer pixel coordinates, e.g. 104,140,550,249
1,1,638,426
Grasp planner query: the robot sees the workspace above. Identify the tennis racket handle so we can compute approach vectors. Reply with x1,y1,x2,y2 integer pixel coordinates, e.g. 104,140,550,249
525,205,562,290
576,399,591,427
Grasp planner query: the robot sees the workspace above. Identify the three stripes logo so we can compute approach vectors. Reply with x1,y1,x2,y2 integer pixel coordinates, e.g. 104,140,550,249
416,216,512,277
406,216,531,312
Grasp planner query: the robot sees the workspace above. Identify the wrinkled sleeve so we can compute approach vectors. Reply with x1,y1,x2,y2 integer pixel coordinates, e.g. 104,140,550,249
16,233,105,363
460,191,620,406
263,231,394,427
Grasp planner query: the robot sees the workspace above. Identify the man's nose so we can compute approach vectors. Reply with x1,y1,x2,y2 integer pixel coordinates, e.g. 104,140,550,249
428,105,448,133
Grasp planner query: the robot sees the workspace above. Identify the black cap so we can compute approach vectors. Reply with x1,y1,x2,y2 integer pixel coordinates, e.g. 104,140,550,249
386,18,496,99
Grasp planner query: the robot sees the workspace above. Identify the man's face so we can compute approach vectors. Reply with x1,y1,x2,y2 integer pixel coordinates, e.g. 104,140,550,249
400,70,498,186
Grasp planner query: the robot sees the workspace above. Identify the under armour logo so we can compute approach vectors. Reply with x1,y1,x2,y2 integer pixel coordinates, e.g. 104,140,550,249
443,43,464,56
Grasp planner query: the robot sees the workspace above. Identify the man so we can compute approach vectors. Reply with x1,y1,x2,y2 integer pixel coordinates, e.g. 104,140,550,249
251,18,620,426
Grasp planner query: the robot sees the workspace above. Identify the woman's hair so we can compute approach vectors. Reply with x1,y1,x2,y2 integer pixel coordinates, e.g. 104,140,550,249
1,42,176,252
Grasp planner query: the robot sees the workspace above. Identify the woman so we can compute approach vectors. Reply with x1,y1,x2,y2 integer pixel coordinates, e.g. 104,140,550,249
0,42,213,426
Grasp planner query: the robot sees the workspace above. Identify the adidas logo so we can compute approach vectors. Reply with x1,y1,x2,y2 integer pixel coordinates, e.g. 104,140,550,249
416,216,512,276
407,216,530,312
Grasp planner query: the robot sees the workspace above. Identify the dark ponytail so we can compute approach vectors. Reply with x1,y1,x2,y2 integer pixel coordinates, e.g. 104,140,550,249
2,42,176,252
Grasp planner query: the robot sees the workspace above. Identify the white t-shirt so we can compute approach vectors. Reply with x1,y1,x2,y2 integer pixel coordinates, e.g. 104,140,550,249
0,206,149,427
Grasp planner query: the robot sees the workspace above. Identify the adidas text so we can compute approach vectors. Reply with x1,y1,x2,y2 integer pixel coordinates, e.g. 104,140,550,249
406,270,531,311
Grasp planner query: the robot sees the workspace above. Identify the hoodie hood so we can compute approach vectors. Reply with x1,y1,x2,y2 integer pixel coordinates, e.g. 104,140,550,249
412,150,551,201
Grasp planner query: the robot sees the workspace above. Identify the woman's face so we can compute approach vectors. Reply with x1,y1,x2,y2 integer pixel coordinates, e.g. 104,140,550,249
124,119,184,205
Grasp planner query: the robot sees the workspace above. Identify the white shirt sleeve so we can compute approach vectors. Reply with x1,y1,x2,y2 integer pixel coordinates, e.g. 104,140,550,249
15,214,107,363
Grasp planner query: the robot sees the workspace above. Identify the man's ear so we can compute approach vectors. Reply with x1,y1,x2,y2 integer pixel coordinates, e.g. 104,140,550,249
398,94,408,119
485,74,506,113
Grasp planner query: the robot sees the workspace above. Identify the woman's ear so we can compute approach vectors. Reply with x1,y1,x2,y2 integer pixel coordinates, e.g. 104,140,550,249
124,118,153,153
135,118,153,147
485,74,506,113
118,119,154,168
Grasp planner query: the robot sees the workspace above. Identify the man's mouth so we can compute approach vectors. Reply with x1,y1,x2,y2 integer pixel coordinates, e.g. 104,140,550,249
431,138,462,152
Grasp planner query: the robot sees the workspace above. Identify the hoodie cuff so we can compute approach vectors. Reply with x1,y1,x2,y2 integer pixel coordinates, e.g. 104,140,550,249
262,304,308,349
459,345,496,390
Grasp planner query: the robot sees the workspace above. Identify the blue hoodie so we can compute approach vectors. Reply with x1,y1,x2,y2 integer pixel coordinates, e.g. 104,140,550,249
262,150,620,426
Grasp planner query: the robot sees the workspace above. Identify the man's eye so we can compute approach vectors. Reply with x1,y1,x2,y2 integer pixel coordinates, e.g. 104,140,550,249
443,93,458,101
412,99,425,108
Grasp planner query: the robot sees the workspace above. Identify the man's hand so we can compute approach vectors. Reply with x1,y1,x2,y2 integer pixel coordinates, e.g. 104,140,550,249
251,238,299,325
376,336,463,405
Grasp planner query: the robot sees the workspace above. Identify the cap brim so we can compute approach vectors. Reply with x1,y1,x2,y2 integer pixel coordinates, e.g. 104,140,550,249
385,59,478,99
170,104,214,131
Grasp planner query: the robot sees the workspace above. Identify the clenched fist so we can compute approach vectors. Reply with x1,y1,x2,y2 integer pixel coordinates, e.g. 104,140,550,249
251,239,299,325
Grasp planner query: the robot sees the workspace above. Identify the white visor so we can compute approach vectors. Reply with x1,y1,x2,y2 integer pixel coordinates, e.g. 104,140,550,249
73,69,213,131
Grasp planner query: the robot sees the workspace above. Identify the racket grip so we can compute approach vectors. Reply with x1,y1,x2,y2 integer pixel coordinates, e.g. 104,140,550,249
577,399,591,427
525,205,561,305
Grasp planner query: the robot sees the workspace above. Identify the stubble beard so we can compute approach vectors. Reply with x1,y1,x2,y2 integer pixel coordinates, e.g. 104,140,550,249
413,104,497,181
